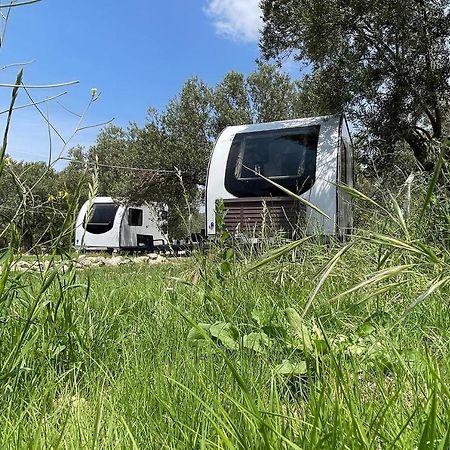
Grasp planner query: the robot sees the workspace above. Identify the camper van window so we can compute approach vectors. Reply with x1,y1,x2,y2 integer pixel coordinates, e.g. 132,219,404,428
340,138,348,184
128,208,143,226
225,125,320,197
85,203,119,234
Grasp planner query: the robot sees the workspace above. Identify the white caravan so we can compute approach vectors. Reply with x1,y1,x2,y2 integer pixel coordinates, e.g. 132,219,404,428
206,114,353,238
74,197,167,252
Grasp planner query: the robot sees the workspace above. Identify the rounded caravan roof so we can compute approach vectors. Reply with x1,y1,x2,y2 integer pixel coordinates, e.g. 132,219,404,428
219,114,341,136
91,197,115,203
81,197,168,211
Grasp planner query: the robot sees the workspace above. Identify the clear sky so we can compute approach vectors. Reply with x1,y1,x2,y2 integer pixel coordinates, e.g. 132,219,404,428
0,0,275,167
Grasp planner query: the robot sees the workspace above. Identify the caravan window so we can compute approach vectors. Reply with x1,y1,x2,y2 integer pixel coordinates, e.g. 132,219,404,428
339,138,348,184
225,126,320,197
85,203,119,234
128,208,143,226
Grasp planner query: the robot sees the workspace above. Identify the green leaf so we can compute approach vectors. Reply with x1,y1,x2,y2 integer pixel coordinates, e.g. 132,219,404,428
357,323,375,338
414,242,440,264
224,248,234,261
262,325,287,339
39,267,59,294
210,322,239,350
242,332,269,354
187,323,211,345
285,308,313,352
310,323,328,353
251,309,264,327
275,360,307,376
334,182,389,214
313,339,328,353
332,264,413,301
220,231,231,242
389,192,409,239
347,343,366,357
418,388,438,450
365,233,427,257
220,261,231,275
401,349,423,368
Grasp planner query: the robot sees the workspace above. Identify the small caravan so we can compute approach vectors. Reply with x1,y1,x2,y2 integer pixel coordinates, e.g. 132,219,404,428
206,114,353,238
74,197,167,252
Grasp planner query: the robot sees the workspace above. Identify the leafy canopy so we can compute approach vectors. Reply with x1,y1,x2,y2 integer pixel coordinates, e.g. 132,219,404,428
81,64,304,235
261,0,450,170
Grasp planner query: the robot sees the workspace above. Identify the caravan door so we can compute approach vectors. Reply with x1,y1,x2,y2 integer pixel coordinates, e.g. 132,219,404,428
120,205,167,250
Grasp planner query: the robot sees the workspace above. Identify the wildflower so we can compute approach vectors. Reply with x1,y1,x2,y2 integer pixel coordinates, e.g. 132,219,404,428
48,194,55,202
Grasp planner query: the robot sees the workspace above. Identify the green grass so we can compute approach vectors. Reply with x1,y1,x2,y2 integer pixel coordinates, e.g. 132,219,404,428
1,240,450,449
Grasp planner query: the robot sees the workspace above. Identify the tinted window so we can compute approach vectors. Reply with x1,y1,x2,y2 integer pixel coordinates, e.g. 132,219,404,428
225,126,319,197
128,208,143,226
340,138,348,184
85,203,119,234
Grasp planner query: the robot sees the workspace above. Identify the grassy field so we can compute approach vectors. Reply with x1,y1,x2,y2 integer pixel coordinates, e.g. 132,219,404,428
1,231,450,449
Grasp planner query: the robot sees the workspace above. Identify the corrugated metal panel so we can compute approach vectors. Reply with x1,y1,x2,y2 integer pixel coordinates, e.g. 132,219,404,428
222,197,305,236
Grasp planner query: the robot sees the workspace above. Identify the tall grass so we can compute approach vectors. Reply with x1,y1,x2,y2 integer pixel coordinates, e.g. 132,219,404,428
2,132,450,447
1,242,450,448
2,4,450,445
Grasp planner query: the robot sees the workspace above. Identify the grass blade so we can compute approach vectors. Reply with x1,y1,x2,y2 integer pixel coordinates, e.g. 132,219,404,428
418,388,437,450
0,69,22,178
331,264,414,301
334,182,396,222
243,235,313,274
364,233,439,263
420,139,448,220
243,165,330,219
401,275,450,319
302,241,354,316
389,192,409,239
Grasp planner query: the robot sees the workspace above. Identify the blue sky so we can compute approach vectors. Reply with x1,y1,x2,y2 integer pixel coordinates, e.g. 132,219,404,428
0,0,275,167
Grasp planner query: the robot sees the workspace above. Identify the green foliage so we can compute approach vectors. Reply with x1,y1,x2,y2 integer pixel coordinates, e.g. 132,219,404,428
0,159,83,250
4,3,450,447
247,63,299,122
88,125,134,197
214,199,234,280
58,146,89,204
211,71,252,136
260,0,450,171
2,198,450,448
78,63,303,237
161,77,214,186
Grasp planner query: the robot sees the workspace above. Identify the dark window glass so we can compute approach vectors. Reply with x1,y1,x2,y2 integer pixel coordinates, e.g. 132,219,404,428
128,208,143,226
225,125,320,197
340,139,347,184
85,203,119,234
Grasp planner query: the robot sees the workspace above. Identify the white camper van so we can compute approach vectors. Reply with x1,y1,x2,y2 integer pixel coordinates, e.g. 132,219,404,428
74,197,167,252
206,114,353,238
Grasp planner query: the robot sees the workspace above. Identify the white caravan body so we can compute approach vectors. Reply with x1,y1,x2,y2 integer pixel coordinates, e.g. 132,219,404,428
206,114,353,237
74,197,167,251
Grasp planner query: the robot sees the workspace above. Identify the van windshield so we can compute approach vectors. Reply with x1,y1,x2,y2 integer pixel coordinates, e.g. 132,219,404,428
225,125,320,197
85,203,119,234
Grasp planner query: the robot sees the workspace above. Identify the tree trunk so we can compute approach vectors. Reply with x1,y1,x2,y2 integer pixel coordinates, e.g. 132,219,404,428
404,133,433,172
